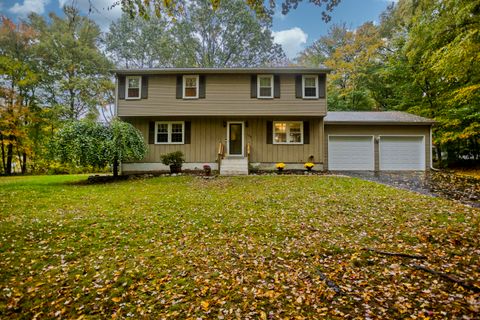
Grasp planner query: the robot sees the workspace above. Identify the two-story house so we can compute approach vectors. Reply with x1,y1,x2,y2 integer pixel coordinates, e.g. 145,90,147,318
114,67,434,175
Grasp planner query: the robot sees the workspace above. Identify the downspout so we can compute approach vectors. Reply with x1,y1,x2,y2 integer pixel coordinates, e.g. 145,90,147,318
114,74,118,118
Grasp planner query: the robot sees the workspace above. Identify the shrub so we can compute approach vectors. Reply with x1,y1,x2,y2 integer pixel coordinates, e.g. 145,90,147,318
160,151,185,172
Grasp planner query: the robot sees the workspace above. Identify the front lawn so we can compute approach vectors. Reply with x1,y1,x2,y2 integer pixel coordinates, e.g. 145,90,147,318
0,175,479,318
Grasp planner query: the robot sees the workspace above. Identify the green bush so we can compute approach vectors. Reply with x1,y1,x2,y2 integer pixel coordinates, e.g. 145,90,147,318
160,151,185,167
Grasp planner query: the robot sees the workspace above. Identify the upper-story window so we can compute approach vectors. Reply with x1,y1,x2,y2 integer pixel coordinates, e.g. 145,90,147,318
302,75,318,99
126,76,141,99
273,121,303,144
183,75,199,99
257,75,273,98
155,121,184,144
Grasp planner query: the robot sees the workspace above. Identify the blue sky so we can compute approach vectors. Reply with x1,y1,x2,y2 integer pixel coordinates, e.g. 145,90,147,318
1,0,395,59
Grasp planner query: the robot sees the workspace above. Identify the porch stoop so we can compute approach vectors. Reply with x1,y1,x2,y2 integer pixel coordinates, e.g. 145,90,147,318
220,157,249,176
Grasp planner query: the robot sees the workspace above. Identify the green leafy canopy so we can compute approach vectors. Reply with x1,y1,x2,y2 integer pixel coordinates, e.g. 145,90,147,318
55,120,147,172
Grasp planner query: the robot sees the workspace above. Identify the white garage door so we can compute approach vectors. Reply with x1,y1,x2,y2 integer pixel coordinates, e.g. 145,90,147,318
379,136,425,170
328,136,374,170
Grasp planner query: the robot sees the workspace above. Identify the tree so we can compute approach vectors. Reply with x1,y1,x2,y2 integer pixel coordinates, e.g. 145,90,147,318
104,14,175,68
0,17,39,175
298,22,384,110
118,0,341,22
382,0,480,164
29,6,113,120
55,120,147,177
105,0,286,68
173,0,286,67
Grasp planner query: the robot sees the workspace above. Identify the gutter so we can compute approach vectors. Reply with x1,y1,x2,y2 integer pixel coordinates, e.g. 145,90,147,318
110,67,333,75
324,121,436,126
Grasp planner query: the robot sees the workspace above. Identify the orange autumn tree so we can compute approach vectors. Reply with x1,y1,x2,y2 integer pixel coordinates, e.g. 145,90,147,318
0,17,39,174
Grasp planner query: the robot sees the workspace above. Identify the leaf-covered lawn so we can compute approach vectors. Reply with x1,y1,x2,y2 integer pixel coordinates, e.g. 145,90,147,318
0,175,479,319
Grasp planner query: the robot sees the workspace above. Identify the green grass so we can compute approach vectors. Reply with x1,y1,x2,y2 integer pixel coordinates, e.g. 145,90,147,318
0,174,479,319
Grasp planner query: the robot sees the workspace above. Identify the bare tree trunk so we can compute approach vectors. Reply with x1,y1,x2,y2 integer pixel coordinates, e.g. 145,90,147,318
1,135,5,174
6,142,13,175
436,144,442,168
22,152,27,174
113,158,119,177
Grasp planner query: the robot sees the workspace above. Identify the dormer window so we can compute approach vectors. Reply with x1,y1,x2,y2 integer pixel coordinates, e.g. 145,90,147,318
302,75,318,99
257,75,273,99
126,76,141,99
183,75,199,99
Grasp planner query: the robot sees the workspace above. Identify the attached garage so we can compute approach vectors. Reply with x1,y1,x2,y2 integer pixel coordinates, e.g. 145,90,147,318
324,112,434,171
328,136,374,170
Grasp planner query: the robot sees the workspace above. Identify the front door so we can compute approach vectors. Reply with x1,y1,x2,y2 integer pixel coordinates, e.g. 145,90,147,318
228,122,243,156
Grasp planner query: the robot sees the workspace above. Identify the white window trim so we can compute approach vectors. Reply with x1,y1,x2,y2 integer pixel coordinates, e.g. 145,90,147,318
273,121,304,145
183,75,199,99
155,121,185,144
125,76,142,99
257,75,274,99
302,75,318,99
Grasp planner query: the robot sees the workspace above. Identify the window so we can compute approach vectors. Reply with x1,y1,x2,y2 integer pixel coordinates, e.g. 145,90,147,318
257,75,273,98
183,75,199,99
155,122,184,144
126,76,141,99
302,75,318,99
273,121,303,144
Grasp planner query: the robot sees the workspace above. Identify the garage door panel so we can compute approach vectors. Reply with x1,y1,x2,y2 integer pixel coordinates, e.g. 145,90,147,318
328,136,374,170
380,136,425,170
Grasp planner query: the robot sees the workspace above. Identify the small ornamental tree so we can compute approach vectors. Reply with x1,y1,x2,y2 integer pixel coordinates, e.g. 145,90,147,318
55,119,147,177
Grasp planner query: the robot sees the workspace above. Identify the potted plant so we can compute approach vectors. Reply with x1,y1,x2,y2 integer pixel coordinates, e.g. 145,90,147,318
203,164,212,176
304,162,315,172
160,151,185,174
275,162,286,173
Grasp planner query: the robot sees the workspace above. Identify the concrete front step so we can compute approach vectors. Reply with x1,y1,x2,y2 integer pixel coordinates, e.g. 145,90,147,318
220,157,249,176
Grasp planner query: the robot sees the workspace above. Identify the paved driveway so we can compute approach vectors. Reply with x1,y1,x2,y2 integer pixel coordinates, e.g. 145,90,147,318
338,171,480,208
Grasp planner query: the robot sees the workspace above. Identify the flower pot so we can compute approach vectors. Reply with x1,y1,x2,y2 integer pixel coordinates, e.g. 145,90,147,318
169,165,182,174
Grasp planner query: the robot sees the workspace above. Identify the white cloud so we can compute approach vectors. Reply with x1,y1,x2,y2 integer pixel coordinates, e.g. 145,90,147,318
272,27,308,59
58,0,122,30
9,0,50,17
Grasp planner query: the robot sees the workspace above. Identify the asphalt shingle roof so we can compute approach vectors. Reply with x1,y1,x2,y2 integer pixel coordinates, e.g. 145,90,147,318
324,111,434,125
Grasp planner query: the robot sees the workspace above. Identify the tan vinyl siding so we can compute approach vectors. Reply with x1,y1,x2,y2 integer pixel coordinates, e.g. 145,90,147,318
324,125,431,170
118,74,326,117
125,117,324,164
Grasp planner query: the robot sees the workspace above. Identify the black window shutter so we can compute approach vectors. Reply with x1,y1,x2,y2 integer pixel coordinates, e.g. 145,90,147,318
184,121,191,144
199,76,206,98
118,76,125,99
274,75,280,98
295,75,302,98
266,121,273,144
148,121,155,144
176,75,182,99
303,121,310,144
141,76,148,99
318,74,326,98
250,75,257,98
